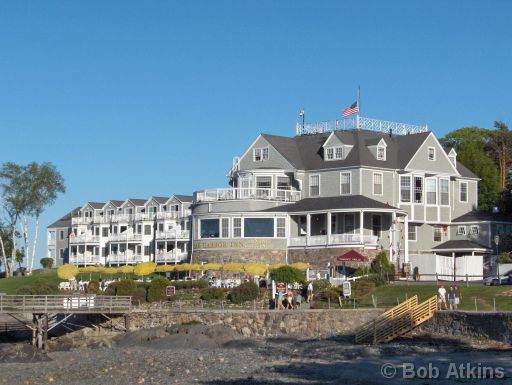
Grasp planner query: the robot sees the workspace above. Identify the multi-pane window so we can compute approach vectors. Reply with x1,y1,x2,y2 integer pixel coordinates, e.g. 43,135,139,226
408,225,417,241
373,173,383,195
326,147,334,160
470,225,479,235
144,225,151,235
59,230,65,240
377,146,386,160
233,218,242,238
414,177,423,203
340,172,351,195
433,226,442,242
276,218,286,237
426,178,437,204
335,147,343,159
253,147,269,161
256,176,272,189
325,147,343,161
428,147,436,161
221,218,230,238
344,214,355,234
460,182,468,202
309,175,320,196
144,246,150,256
400,176,411,203
440,179,449,205
457,226,466,235
277,176,291,190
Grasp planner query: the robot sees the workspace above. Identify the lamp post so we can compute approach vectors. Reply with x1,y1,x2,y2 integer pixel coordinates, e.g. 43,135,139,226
494,234,500,285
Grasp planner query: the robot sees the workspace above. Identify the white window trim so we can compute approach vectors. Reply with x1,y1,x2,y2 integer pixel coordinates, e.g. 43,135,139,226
232,217,242,238
457,225,466,236
413,175,424,204
428,146,436,161
220,217,230,239
408,224,417,242
425,177,438,206
373,172,383,196
470,225,479,235
433,225,443,242
253,146,269,162
400,175,412,204
276,217,286,238
459,181,468,203
376,146,386,161
325,146,343,161
309,174,320,197
340,171,352,195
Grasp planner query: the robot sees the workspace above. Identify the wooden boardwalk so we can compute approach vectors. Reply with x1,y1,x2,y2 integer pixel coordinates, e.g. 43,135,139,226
0,295,132,315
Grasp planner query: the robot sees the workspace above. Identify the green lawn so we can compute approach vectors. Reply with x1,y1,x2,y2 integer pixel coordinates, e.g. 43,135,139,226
356,283,512,311
0,270,62,294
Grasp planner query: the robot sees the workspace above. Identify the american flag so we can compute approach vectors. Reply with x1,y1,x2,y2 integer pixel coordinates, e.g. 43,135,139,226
342,101,359,117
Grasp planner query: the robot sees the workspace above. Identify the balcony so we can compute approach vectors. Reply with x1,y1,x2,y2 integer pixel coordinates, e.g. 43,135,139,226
288,234,379,247
71,217,94,225
156,210,192,220
70,253,100,265
155,230,190,240
48,239,56,247
194,188,301,203
155,250,188,263
108,253,144,264
109,233,143,242
69,234,100,244
110,214,132,223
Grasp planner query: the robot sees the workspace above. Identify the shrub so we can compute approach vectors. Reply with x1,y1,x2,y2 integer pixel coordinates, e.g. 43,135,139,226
115,279,137,296
40,257,54,269
228,282,259,304
200,287,225,301
351,278,377,298
370,251,395,278
316,287,342,302
132,287,147,305
30,278,59,295
16,286,33,295
147,277,170,302
312,279,331,292
170,280,208,290
87,279,100,294
269,266,306,285
104,281,119,296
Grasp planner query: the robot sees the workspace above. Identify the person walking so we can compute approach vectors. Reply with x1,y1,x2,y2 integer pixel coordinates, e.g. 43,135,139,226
448,286,456,310
437,284,447,310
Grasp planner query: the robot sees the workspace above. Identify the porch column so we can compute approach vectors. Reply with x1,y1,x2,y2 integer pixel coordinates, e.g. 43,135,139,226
404,216,409,263
391,212,397,263
327,211,332,244
306,214,311,246
359,210,364,243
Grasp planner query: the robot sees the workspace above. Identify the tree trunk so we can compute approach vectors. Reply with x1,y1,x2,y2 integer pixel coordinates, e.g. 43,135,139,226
29,216,40,275
9,221,17,277
0,235,8,276
23,216,29,269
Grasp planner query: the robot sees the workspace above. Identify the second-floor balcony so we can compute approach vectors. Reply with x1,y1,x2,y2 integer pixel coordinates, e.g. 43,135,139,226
109,233,143,242
155,250,188,263
70,253,100,265
155,230,190,240
48,239,56,247
194,188,301,203
288,234,379,247
69,234,100,244
108,252,144,264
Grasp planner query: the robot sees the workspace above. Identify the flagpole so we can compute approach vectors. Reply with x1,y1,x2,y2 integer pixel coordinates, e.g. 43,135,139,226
357,86,361,129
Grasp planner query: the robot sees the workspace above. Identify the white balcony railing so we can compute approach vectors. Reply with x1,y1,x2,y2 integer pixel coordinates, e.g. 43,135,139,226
48,239,56,247
108,253,144,264
155,250,188,263
288,234,379,247
71,217,94,225
110,214,131,223
155,230,190,240
70,253,100,265
69,234,100,244
109,233,143,242
194,188,301,203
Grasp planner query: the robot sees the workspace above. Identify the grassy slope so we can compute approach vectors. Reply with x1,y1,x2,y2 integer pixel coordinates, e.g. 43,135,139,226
357,283,512,311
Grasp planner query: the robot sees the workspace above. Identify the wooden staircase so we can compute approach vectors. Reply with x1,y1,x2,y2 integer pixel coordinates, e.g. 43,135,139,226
355,295,437,344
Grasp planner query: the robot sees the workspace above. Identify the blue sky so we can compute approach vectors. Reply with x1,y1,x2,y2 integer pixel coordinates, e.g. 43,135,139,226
0,1,511,265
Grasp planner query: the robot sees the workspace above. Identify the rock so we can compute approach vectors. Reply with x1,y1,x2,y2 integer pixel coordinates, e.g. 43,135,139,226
241,327,251,337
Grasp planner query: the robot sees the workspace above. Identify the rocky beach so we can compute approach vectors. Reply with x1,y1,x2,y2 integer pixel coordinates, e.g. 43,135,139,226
1,323,511,385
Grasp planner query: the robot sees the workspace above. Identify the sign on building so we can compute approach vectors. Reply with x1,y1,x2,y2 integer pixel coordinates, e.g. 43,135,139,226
166,286,176,296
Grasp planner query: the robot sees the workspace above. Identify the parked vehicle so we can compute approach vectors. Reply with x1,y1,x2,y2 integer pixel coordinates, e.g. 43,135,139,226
483,270,512,286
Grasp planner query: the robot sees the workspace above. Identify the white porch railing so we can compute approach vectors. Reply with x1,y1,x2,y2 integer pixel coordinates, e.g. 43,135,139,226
194,188,301,203
71,217,94,225
289,234,379,247
70,253,100,265
69,234,100,244
109,233,143,242
155,230,190,240
155,251,188,263
110,214,132,223
48,239,56,246
156,210,191,220
108,253,144,264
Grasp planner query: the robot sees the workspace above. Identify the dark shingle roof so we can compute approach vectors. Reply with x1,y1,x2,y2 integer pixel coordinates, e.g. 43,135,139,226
151,196,169,204
127,198,147,206
48,208,80,228
431,240,490,251
455,162,479,179
262,130,432,171
452,210,512,223
87,202,104,209
262,195,400,213
174,195,193,203
109,200,124,207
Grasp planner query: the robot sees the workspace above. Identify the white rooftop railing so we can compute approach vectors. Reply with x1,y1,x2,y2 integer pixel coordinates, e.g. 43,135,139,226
296,116,428,136
194,188,301,203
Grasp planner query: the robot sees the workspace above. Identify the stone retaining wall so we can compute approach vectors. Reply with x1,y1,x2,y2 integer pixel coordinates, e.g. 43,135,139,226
419,311,512,343
118,309,382,338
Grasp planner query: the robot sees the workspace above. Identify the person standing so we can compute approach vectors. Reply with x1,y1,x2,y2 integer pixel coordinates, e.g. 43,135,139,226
307,282,314,303
448,286,456,310
437,284,447,310
454,285,462,310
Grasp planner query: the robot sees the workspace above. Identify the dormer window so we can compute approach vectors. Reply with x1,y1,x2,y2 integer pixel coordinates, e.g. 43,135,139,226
448,148,457,168
377,146,386,161
253,147,269,161
325,146,343,161
428,147,436,161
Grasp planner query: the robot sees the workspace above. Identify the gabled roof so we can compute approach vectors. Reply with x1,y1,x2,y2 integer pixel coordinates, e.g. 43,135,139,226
107,200,124,208
442,147,478,179
145,196,169,206
82,202,104,210
173,195,193,203
48,208,80,228
262,195,401,213
452,210,512,223
261,130,432,171
431,240,490,251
